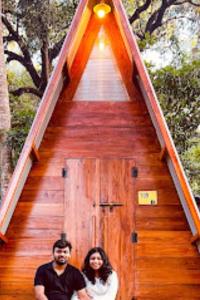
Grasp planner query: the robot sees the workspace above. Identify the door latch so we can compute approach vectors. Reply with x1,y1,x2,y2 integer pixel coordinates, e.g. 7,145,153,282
62,168,67,177
131,232,138,243
99,202,124,212
131,167,138,178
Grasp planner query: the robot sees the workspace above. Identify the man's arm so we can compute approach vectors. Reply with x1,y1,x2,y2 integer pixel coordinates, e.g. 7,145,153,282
34,285,48,300
77,288,92,300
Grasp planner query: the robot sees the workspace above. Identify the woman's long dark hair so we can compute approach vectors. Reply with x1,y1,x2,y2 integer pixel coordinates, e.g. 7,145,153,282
82,247,113,285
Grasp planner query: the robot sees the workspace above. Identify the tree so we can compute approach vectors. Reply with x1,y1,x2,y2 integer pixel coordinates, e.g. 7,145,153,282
124,0,200,41
182,136,200,194
0,0,12,199
2,0,200,97
2,0,78,97
6,69,38,168
150,60,200,194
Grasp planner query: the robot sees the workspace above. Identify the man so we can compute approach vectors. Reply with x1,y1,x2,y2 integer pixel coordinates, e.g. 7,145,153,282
34,239,91,300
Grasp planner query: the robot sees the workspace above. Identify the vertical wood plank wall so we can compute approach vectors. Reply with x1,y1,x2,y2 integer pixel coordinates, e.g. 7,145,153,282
0,14,200,300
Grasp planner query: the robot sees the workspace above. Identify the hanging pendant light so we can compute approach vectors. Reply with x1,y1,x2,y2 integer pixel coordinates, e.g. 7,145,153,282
93,2,111,19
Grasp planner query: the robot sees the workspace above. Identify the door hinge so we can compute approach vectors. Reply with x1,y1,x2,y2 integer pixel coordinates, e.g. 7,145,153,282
131,167,138,178
60,232,67,241
62,168,67,177
131,232,138,243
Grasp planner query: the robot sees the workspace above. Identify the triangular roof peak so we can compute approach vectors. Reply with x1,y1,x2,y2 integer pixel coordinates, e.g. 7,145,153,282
0,0,200,250
72,26,130,101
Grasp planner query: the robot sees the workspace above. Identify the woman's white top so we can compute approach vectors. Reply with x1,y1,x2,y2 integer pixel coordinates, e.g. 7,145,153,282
72,271,118,300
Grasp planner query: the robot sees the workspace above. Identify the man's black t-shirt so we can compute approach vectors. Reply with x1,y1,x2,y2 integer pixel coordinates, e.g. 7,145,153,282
34,262,86,300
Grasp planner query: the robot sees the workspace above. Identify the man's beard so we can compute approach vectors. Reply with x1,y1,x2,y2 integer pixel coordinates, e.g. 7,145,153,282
55,257,67,265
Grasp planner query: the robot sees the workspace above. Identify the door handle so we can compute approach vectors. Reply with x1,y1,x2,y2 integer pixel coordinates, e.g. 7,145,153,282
99,202,124,207
99,202,123,211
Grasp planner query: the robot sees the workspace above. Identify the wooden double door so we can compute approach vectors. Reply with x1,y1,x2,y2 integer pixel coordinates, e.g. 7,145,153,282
64,158,136,299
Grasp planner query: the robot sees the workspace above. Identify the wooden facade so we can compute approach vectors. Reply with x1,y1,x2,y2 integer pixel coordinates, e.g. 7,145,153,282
1,0,200,299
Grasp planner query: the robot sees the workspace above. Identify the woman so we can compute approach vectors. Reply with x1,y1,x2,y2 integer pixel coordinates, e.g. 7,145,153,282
72,247,118,300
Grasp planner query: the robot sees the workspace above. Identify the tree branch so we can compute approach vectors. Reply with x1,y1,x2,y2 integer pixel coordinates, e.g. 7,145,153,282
2,15,41,89
135,31,145,40
129,0,152,24
2,16,19,41
49,36,65,62
5,50,25,65
3,9,23,18
145,0,177,35
130,0,200,40
3,35,15,43
40,40,50,92
10,87,42,97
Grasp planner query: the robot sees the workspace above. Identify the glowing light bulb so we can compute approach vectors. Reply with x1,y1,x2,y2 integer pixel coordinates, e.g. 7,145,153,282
93,3,111,19
97,9,106,18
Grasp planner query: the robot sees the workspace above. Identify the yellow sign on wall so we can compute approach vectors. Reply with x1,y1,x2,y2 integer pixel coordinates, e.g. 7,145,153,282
138,191,158,205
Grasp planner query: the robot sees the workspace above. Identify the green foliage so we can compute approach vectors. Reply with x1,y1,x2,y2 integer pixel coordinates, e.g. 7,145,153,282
150,60,200,194
138,32,157,51
2,0,78,95
122,0,200,62
150,60,200,152
4,0,78,54
6,70,38,167
182,137,200,194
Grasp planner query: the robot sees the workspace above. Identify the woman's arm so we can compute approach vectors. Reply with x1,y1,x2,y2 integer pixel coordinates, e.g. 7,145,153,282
77,288,92,300
105,271,118,299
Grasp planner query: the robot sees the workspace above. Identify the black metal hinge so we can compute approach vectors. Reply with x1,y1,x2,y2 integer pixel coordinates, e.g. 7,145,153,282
62,168,67,178
131,232,138,243
131,167,138,178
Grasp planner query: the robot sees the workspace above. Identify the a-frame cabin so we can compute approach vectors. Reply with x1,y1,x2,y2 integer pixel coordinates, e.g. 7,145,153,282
1,0,200,299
